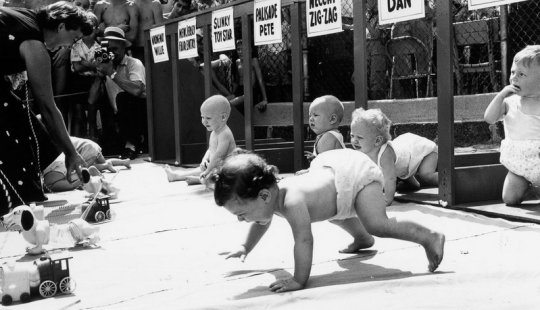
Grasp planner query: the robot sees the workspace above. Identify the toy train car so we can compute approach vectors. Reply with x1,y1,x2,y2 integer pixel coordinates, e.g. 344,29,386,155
81,195,115,223
0,253,75,305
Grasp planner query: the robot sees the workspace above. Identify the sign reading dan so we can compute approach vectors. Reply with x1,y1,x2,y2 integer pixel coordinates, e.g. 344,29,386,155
378,0,425,25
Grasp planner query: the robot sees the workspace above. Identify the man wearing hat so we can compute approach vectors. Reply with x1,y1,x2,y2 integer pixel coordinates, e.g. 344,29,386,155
95,26,147,160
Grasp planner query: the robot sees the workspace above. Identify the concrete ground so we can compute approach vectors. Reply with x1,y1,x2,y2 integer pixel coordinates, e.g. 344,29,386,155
0,157,539,309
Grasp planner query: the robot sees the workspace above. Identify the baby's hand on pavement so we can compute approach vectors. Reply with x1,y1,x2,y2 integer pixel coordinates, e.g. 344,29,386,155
269,277,304,293
304,151,315,161
295,169,308,176
218,246,248,262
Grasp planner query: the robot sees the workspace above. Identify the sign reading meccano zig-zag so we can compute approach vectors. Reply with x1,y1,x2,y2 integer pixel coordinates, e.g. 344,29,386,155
212,7,235,52
469,0,527,10
178,17,198,59
306,0,342,38
378,0,425,26
254,0,282,46
150,26,169,63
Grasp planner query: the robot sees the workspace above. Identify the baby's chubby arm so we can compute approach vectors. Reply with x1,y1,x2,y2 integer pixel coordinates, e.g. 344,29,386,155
484,84,516,124
269,196,313,292
380,147,397,206
220,221,272,261
200,150,210,170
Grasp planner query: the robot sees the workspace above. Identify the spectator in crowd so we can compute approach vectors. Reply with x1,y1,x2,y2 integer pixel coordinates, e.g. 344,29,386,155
229,39,269,114
93,0,139,44
166,0,195,19
188,28,234,99
70,12,101,140
258,8,292,102
94,27,147,159
132,0,163,65
192,0,219,11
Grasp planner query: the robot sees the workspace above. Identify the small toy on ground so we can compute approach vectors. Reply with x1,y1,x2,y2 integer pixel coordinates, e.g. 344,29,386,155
0,252,76,305
81,167,120,199
80,195,116,223
0,205,100,255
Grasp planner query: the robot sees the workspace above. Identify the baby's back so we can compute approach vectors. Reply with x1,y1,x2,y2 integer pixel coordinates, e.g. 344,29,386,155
313,130,346,156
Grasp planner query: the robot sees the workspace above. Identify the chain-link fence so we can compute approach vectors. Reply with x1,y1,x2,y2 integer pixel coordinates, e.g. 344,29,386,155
210,0,540,103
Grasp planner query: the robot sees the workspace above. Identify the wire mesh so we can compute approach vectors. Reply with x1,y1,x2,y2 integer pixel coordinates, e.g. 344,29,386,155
181,0,540,102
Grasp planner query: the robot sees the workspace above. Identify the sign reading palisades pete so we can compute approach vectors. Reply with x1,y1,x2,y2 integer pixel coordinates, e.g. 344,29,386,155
306,0,342,37
254,0,281,46
178,18,198,59
212,7,235,52
378,0,425,25
150,26,169,63
468,0,527,10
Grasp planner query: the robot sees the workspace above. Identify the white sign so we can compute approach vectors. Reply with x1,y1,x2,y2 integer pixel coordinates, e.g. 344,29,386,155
150,26,169,63
378,0,425,25
254,0,282,46
178,18,198,59
469,0,527,10
212,7,235,52
306,0,342,38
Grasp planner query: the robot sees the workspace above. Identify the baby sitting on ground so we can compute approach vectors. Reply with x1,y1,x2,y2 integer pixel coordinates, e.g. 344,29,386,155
164,95,237,185
296,95,346,175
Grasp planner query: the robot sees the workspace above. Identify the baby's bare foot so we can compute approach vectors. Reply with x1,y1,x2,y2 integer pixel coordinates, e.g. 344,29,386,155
124,160,131,169
106,161,117,173
424,232,445,272
185,176,201,185
339,236,375,253
164,165,185,182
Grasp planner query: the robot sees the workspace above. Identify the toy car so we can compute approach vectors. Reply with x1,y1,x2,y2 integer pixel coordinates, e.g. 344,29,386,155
0,253,76,305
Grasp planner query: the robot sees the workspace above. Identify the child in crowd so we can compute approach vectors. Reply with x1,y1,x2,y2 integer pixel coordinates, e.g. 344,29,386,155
229,39,269,114
213,149,445,292
350,108,438,205
296,95,346,175
164,95,236,185
70,12,100,141
44,137,130,192
484,45,540,205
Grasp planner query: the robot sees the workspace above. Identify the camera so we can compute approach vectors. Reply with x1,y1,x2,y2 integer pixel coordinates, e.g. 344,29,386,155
94,40,114,63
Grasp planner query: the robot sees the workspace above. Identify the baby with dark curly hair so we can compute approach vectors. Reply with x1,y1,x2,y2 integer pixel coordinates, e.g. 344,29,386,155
210,149,445,293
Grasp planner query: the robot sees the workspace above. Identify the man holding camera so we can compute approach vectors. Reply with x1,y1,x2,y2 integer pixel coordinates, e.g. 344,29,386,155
95,27,147,160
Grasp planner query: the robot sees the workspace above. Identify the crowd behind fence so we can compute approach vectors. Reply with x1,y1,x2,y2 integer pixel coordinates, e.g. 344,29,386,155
207,0,540,103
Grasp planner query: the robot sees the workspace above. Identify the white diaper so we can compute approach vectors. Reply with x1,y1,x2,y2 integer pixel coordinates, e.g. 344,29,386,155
500,139,540,186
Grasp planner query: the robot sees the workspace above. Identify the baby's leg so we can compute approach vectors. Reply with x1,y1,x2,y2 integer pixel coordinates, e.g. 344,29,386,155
44,171,82,192
397,176,421,192
185,175,202,185
163,165,201,182
354,182,445,272
109,158,131,169
330,217,374,253
94,162,116,173
502,171,531,205
416,152,438,187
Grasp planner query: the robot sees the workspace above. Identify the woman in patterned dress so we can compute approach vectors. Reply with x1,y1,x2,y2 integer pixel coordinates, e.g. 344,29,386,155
0,2,93,215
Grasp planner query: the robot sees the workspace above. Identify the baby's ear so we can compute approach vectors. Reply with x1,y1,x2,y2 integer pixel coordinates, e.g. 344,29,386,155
259,189,271,203
329,114,338,124
221,113,228,121
374,135,384,146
